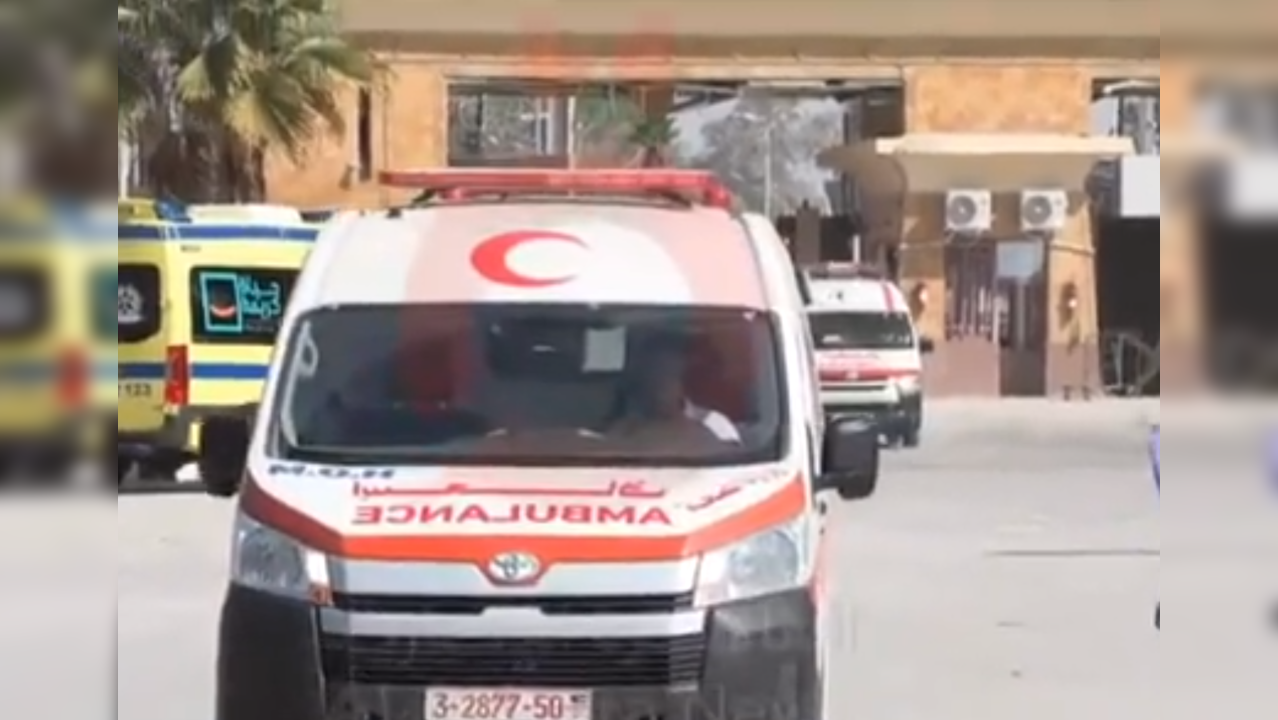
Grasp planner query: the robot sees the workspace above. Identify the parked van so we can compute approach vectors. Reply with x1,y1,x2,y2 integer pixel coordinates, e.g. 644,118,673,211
802,263,929,446
116,200,317,482
196,169,879,720
0,200,115,483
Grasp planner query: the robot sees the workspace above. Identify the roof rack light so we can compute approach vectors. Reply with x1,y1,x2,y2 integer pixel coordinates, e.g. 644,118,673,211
379,169,733,209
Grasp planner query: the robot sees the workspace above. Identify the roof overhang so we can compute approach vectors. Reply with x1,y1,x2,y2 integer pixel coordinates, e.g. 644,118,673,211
819,134,1134,193
338,0,1162,58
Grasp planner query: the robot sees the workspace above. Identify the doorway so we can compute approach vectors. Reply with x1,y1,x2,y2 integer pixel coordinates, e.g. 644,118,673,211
1201,221,1278,392
1094,218,1159,395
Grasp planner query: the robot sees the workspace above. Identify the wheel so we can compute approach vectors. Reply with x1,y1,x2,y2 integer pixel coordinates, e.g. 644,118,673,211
0,452,15,486
900,406,922,448
138,452,187,481
28,449,76,486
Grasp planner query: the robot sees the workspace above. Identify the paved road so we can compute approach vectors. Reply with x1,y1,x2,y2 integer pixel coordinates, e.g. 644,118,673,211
28,398,1269,719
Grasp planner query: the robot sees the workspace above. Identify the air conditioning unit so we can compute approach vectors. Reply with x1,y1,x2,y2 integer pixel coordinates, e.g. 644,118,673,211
945,190,991,233
1019,189,1069,231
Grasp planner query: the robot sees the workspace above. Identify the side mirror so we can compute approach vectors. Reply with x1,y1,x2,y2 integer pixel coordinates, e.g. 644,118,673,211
816,415,878,500
918,336,935,353
198,414,252,497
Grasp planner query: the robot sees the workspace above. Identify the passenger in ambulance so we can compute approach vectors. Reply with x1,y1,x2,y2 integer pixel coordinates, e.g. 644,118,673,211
610,338,740,444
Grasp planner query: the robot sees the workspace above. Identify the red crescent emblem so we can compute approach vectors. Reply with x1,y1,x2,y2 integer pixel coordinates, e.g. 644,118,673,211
471,230,584,287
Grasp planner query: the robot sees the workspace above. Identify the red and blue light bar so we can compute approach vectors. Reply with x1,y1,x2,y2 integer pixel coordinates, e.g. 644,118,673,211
379,169,733,209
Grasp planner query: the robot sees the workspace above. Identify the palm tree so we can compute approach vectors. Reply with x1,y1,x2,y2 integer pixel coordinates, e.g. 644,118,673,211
124,0,375,200
628,116,677,167
0,0,121,193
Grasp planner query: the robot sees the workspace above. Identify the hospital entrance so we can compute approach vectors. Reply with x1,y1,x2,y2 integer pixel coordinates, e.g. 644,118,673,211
1201,220,1278,392
1093,217,1158,395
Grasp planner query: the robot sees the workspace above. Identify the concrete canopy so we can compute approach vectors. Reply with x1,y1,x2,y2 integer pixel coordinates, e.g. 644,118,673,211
338,0,1158,57
818,134,1134,193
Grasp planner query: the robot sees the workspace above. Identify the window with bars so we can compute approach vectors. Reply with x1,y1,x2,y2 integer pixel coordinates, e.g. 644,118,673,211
1118,96,1159,154
1093,80,1158,155
1198,84,1278,149
944,243,996,340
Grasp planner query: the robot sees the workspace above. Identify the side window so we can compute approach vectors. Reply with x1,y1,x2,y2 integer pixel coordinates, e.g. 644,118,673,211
190,266,296,345
92,266,117,340
0,266,51,340
117,264,162,343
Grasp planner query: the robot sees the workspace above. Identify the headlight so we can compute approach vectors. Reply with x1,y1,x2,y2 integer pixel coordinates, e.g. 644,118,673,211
230,512,328,601
694,518,810,606
894,374,920,392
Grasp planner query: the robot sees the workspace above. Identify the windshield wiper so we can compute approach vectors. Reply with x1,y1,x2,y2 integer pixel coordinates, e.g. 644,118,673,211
280,442,410,465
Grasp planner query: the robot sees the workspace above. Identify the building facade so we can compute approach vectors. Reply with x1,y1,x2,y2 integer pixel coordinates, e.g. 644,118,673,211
265,0,1176,396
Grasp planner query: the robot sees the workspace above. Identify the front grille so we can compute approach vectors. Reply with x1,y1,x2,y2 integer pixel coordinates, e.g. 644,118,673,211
320,634,705,687
330,592,693,615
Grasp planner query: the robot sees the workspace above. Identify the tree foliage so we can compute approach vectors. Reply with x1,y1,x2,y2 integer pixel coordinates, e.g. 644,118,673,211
0,0,121,192
120,0,374,200
692,96,841,216
446,86,687,168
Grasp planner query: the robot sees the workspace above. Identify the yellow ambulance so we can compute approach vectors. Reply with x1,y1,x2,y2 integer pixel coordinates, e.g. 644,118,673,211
117,200,317,482
0,200,115,484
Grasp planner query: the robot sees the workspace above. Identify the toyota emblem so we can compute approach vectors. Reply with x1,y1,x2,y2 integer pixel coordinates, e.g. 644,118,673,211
485,552,542,585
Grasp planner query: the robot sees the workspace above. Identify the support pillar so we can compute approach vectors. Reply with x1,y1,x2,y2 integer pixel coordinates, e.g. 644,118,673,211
1044,204,1101,396
1160,207,1206,393
1158,70,1208,394
635,84,674,120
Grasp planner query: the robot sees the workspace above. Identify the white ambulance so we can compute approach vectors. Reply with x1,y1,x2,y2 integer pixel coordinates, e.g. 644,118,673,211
802,263,929,447
197,170,879,720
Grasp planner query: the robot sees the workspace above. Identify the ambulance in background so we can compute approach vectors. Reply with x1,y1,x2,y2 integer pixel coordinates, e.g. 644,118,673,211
801,262,930,447
117,200,317,483
0,200,114,484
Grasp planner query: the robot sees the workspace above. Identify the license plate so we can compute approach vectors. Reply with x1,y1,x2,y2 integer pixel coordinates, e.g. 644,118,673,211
424,688,591,720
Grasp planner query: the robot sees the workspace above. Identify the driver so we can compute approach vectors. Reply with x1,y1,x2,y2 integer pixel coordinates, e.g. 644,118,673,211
613,339,739,443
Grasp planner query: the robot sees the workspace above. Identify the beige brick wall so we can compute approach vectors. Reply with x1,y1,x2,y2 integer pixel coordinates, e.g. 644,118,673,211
265,59,1115,208
904,65,1093,134
264,66,448,208
1158,62,1193,133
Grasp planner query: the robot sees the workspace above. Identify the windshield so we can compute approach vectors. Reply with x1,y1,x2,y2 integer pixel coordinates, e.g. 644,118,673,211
808,311,914,350
272,303,784,467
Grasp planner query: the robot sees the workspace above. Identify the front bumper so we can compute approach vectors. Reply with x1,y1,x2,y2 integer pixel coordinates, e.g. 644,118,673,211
0,409,111,458
821,387,921,431
217,585,820,720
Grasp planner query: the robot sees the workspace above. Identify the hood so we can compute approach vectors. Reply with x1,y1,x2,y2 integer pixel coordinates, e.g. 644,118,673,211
244,459,803,559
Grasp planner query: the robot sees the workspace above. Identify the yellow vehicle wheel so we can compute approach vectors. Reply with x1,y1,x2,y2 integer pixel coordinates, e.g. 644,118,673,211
138,453,187,481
